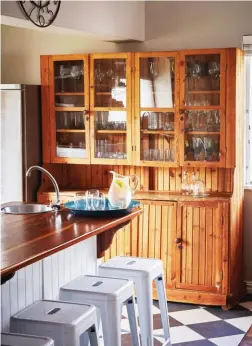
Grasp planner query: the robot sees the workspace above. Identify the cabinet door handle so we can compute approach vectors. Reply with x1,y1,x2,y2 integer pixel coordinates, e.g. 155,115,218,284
175,238,182,244
83,110,89,115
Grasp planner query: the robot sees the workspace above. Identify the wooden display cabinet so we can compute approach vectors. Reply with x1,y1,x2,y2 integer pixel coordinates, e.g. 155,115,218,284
41,49,232,168
39,48,244,308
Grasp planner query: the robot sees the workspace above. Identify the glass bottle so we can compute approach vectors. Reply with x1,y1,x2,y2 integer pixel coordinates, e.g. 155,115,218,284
181,171,189,195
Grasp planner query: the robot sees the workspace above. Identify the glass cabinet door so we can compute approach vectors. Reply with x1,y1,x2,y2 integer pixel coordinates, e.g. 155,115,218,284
179,50,226,166
135,52,180,166
50,55,90,163
90,53,132,164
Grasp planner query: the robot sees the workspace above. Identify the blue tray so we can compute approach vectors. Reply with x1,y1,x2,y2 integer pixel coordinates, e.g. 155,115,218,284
64,198,141,217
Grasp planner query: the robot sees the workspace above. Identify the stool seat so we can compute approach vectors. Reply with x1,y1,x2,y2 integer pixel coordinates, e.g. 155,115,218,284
100,256,162,277
10,300,99,346
60,275,140,346
11,300,95,325
1,332,54,346
62,275,132,301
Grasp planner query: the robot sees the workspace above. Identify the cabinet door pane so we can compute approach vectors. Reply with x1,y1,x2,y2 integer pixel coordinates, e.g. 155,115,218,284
94,111,127,159
51,56,89,163
140,57,175,108
184,134,220,162
54,60,85,96
140,111,176,162
184,54,220,107
94,59,126,107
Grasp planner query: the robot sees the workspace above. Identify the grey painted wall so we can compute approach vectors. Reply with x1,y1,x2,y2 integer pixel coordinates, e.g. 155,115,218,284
1,1,145,41
119,1,252,51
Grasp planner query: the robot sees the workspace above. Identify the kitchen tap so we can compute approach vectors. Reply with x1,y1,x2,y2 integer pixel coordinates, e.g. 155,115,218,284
26,166,60,208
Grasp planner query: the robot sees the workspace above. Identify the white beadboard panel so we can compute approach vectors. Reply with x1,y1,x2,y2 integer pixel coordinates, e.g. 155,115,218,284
43,236,97,300
1,236,98,331
1,261,42,332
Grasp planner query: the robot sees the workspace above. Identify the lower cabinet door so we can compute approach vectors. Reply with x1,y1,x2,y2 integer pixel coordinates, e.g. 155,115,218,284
102,200,177,289
175,201,227,294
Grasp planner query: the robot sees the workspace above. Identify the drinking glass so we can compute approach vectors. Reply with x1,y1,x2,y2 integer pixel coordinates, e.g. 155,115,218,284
74,193,86,209
92,192,106,210
153,149,162,161
164,149,170,161
143,150,150,161
208,61,220,78
85,189,99,211
191,62,202,79
149,148,155,161
170,149,175,162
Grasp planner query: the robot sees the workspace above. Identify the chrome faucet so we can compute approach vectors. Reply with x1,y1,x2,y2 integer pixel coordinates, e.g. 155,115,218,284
26,166,60,208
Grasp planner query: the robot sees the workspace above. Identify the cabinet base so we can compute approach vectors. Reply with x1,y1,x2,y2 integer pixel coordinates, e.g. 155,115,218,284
153,286,246,308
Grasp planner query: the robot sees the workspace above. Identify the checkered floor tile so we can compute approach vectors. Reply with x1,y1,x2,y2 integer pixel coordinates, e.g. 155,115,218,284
98,294,252,345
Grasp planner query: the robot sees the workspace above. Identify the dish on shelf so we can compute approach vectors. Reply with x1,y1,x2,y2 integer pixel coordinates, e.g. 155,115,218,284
64,198,141,217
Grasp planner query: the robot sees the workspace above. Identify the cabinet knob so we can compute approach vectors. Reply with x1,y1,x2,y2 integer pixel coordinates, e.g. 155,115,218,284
83,110,89,115
175,238,182,244
177,244,182,249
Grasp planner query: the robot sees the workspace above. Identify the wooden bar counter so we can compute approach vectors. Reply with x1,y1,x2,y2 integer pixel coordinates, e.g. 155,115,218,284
1,203,142,277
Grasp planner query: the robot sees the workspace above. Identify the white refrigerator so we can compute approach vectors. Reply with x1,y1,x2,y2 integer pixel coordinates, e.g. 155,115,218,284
0,84,42,203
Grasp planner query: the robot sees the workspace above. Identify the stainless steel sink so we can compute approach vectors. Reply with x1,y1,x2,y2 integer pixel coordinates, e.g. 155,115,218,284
1,204,54,215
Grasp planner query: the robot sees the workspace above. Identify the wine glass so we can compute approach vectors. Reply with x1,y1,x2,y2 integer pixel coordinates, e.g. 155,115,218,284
191,62,202,79
60,65,65,92
208,61,220,78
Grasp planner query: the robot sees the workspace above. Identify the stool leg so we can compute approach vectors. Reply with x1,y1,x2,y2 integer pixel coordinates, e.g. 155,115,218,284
100,302,121,346
154,275,171,344
135,277,153,346
126,296,140,346
88,323,99,346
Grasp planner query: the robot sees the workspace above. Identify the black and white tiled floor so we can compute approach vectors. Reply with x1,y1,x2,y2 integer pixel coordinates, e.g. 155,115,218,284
100,295,252,346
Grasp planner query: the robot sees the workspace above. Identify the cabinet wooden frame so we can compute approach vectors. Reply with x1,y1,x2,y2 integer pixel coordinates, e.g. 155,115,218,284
179,49,227,167
90,53,133,165
134,51,180,167
48,54,90,164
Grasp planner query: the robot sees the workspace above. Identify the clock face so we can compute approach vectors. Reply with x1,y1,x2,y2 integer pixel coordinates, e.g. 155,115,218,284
19,1,61,28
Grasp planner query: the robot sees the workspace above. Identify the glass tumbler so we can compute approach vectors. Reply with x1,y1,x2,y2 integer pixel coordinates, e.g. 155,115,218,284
92,192,106,210
85,189,99,210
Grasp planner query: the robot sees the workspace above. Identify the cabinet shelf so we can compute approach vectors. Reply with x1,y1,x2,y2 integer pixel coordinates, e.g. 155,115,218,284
96,92,112,95
187,90,220,94
55,107,85,111
184,131,220,135
141,130,174,135
96,130,127,134
55,92,85,96
56,129,86,133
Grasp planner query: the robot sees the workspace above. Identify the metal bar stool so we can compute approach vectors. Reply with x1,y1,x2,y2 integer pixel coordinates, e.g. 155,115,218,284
59,275,140,346
10,300,99,346
99,256,171,346
1,332,54,346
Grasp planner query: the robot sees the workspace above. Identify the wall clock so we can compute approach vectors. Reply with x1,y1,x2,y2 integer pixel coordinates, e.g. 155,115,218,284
19,1,61,28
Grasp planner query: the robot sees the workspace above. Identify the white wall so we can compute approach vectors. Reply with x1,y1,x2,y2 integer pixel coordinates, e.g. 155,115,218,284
1,1,145,41
0,24,119,84
244,189,252,286
120,1,252,51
